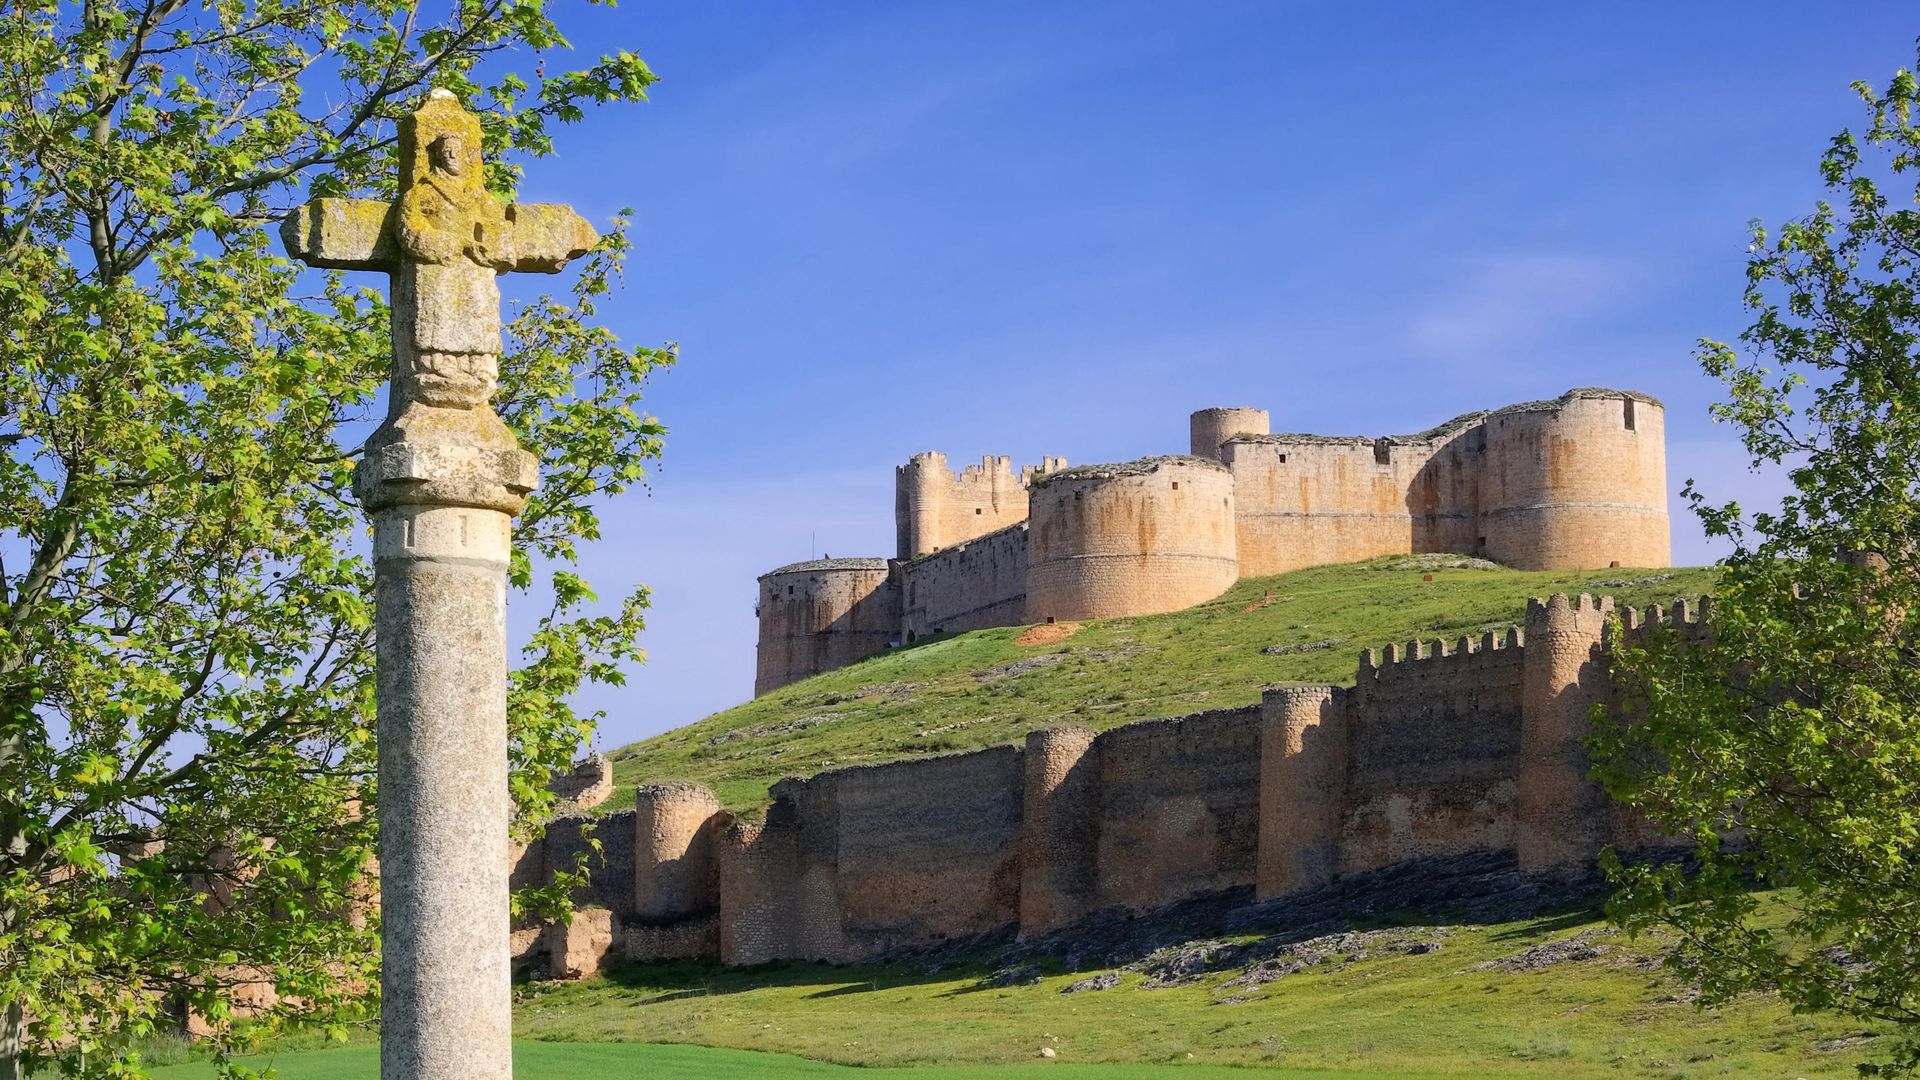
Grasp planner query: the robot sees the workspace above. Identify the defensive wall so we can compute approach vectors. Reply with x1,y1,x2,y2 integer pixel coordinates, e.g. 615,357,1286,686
754,388,1671,695
517,593,1707,974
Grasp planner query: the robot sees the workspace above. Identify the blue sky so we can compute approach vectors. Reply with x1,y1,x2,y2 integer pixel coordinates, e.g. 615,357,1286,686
512,2,1919,748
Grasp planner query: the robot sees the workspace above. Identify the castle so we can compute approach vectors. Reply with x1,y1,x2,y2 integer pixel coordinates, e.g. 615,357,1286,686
755,387,1670,695
497,386,1685,978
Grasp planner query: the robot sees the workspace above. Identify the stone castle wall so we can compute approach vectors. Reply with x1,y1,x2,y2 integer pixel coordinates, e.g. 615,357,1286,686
900,522,1029,642
1226,389,1668,576
754,388,1670,696
513,594,1706,974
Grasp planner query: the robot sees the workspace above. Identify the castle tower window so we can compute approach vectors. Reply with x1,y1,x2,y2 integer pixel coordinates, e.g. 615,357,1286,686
1276,452,1287,463
1623,396,1638,431
1374,439,1391,466
1171,481,1180,491
975,507,983,514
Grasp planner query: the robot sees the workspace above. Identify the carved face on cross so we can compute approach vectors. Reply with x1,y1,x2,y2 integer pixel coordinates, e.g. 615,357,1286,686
429,133,467,177
280,89,600,416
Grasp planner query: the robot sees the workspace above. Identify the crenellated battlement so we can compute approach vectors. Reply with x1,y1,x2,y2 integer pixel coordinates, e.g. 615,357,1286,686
1614,597,1709,641
895,448,1064,561
1358,626,1526,680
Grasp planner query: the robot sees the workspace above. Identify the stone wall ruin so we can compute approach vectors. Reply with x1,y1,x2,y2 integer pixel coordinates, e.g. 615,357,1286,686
520,593,1706,974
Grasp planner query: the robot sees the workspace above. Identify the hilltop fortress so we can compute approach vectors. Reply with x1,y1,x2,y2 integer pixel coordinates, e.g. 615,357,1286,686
501,386,1686,978
755,388,1669,694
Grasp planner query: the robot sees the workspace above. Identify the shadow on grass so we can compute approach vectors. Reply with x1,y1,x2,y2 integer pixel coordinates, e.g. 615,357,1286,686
593,850,1629,1004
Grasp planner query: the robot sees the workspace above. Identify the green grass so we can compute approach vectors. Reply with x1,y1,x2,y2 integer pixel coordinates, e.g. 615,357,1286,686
499,900,1889,1079
148,1040,1481,1079
142,897,1891,1079
607,557,1720,809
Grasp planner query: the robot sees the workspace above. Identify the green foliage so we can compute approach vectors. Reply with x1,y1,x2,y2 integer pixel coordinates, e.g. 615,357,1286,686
610,558,1717,811
1593,57,1920,1076
0,1,667,1076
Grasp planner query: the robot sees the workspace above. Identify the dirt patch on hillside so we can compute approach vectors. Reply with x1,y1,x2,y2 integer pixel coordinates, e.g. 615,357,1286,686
1015,622,1081,647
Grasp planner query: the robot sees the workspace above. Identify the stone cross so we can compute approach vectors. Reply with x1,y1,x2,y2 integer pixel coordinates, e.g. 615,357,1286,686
281,89,597,1080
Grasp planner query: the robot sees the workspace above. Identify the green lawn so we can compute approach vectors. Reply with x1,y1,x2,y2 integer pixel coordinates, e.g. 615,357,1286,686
504,900,1889,1079
147,1040,1495,1079
142,898,1892,1079
608,557,1720,809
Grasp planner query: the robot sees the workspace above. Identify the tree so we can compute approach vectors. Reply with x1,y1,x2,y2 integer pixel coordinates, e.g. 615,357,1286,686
0,1,669,1075
1593,58,1920,1076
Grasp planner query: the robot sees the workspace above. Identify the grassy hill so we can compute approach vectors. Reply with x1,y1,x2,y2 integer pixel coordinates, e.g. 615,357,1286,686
607,557,1720,810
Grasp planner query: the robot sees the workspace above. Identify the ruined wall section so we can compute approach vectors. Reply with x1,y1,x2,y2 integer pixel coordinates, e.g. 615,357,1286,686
549,753,613,810
1027,457,1238,622
566,593,1708,971
1337,632,1528,876
1091,705,1263,911
754,558,900,697
535,809,639,920
898,522,1028,642
719,747,1027,963
895,451,1065,561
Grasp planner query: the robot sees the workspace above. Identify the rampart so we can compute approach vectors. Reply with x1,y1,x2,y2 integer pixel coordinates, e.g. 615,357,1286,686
754,388,1670,694
526,593,1706,974
900,521,1029,642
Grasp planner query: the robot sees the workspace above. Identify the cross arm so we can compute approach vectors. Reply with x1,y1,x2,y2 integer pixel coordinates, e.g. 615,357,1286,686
504,204,600,273
281,197,397,270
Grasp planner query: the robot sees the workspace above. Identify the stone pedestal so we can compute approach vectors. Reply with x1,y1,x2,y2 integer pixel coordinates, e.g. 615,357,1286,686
372,502,516,1080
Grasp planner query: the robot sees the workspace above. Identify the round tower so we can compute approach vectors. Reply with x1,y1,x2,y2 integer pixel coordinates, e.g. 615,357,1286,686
1026,457,1238,622
633,782,723,924
754,558,898,696
1189,407,1271,463
1257,684,1347,900
1517,593,1613,872
894,452,948,560
1019,727,1099,936
1479,389,1669,570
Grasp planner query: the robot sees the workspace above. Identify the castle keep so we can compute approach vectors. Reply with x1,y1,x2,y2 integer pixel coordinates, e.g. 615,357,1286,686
755,388,1669,695
521,594,1702,971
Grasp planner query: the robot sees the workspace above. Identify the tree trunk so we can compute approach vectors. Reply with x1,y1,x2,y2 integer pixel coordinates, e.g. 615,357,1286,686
0,998,22,1080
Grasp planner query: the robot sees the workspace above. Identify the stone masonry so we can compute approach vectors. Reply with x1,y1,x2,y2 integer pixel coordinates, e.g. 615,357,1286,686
754,388,1670,694
518,593,1705,974
282,90,597,1080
